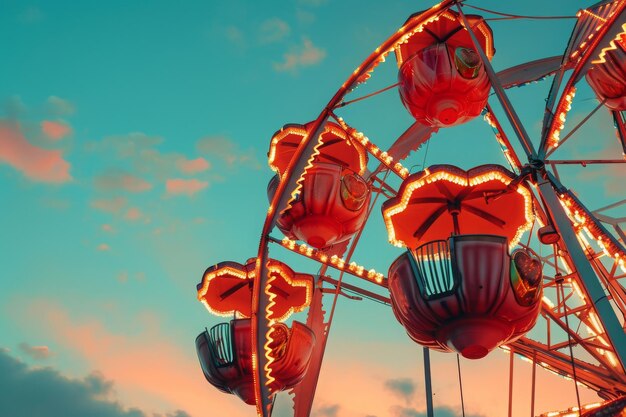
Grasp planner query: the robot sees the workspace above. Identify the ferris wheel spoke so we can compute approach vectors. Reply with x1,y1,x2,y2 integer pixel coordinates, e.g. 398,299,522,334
268,236,388,286
495,55,564,89
332,114,411,180
379,121,438,169
483,106,523,172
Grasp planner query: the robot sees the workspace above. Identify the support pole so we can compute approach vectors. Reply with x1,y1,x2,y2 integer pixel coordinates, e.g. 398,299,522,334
531,351,536,417
538,175,626,373
508,349,514,417
457,354,466,417
423,347,434,417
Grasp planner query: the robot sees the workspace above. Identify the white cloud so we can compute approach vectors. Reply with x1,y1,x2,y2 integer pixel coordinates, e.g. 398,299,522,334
46,96,75,116
94,171,152,193
224,25,245,46
195,135,259,168
259,18,291,44
273,37,326,72
97,243,111,251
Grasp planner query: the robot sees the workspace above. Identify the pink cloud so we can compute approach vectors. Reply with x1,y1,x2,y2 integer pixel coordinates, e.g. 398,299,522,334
91,197,127,213
41,120,72,140
195,135,260,168
0,121,71,183
273,37,326,72
97,243,110,251
101,224,114,232
117,271,129,283
94,172,152,193
165,178,208,196
124,207,143,221
177,157,210,174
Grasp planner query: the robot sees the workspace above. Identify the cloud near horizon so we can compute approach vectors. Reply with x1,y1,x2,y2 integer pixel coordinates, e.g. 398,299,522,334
384,377,417,404
390,405,484,417
17,300,248,417
273,37,326,72
18,343,52,360
313,404,340,417
0,349,192,417
0,121,72,183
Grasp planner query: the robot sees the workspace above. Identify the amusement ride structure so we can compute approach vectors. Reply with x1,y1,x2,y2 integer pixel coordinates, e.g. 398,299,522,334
195,1,626,416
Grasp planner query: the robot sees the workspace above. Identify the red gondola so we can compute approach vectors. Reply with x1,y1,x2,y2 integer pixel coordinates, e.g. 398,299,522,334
267,122,370,249
382,165,542,359
197,258,313,322
195,258,315,403
395,9,495,127
196,319,315,405
586,33,626,111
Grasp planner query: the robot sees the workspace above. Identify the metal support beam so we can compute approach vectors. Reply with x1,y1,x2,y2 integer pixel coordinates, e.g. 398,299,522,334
320,276,391,304
456,4,538,161
537,175,626,374
423,347,434,417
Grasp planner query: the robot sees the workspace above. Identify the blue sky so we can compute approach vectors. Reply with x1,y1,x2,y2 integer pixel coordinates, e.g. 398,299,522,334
1,1,624,417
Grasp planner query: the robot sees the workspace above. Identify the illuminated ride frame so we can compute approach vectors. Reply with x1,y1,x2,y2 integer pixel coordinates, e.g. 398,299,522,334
196,1,626,417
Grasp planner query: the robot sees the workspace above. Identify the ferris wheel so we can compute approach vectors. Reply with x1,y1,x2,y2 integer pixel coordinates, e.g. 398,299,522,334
193,1,626,416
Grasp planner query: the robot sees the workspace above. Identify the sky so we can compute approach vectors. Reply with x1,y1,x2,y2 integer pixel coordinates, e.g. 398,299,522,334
0,1,625,417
